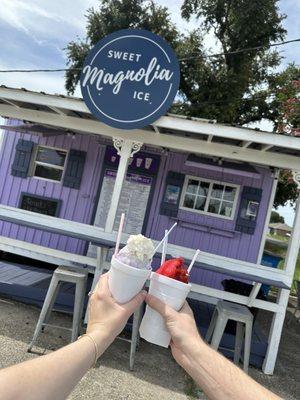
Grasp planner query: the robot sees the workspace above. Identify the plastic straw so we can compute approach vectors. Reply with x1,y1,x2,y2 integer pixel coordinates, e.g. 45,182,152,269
114,213,125,256
187,249,200,274
153,222,177,255
161,229,168,264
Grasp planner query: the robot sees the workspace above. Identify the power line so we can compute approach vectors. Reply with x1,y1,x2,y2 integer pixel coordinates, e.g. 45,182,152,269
175,94,289,108
178,38,300,61
0,39,298,73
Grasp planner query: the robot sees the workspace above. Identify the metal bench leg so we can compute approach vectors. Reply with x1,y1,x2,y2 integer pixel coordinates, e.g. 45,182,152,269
234,322,244,365
210,315,228,350
28,274,59,351
84,247,108,325
43,282,62,330
205,308,218,343
130,305,142,371
243,320,253,373
72,278,87,342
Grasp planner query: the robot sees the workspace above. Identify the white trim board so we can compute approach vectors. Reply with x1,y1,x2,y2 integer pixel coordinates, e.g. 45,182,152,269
0,103,300,171
1,86,300,151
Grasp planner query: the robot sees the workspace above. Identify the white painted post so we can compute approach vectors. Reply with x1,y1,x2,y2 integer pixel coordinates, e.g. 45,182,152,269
284,197,300,277
247,282,262,307
257,169,280,263
263,190,300,374
262,288,290,374
0,118,4,153
246,170,279,310
105,138,142,232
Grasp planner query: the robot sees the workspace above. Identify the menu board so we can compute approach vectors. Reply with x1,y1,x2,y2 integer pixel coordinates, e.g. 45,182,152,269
96,169,152,233
87,169,153,257
19,193,61,217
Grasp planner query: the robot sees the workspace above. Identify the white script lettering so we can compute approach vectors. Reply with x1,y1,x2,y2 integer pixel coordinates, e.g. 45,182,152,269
82,58,173,95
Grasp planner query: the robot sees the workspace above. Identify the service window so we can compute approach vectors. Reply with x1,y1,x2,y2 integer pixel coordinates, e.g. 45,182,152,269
33,146,67,182
180,176,239,219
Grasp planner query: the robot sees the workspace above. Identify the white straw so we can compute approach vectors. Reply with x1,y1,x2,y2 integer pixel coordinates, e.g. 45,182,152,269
114,213,125,256
161,229,168,264
153,222,177,255
187,249,200,274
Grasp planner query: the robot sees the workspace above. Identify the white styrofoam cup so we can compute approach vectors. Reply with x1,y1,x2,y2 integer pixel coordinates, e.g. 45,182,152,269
108,255,151,304
139,272,192,347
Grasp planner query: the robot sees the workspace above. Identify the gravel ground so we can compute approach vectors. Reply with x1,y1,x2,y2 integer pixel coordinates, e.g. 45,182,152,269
0,296,299,399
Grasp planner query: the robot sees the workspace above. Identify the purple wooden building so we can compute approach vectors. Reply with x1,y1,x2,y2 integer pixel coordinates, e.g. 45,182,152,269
0,118,272,289
0,87,299,375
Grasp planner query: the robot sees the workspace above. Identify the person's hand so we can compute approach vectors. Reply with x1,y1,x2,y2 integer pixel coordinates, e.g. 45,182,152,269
145,294,203,370
87,273,146,350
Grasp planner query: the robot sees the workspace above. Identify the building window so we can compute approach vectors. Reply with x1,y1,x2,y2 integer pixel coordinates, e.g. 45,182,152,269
33,146,67,182
180,176,239,219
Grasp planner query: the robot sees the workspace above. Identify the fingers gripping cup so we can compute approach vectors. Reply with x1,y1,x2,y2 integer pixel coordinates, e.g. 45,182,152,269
109,255,151,303
139,272,192,347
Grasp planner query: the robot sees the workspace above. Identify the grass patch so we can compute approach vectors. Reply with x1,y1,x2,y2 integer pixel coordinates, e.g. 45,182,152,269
184,375,205,399
267,233,289,242
265,236,300,295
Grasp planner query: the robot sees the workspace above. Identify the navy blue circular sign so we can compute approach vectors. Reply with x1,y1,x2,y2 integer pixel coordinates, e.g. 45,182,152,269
80,29,180,130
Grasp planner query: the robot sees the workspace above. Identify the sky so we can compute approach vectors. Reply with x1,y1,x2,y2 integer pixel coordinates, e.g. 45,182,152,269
0,0,299,224
0,0,299,95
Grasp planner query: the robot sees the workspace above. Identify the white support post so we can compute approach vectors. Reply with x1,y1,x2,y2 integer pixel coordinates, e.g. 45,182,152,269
262,288,290,374
284,197,300,277
257,169,280,263
247,282,262,307
105,138,143,232
263,187,300,374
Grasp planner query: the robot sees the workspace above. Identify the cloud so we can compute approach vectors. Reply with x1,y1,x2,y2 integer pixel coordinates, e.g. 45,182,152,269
0,69,67,95
0,0,92,37
0,1,98,94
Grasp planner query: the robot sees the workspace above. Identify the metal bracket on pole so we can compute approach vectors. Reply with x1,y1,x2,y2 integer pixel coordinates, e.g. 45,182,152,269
113,137,143,158
130,141,143,157
112,137,125,156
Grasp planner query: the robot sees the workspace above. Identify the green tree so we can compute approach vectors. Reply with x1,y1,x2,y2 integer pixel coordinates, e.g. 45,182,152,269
275,170,299,208
269,65,300,208
65,0,298,206
268,64,300,136
179,0,286,123
270,211,284,223
65,0,287,127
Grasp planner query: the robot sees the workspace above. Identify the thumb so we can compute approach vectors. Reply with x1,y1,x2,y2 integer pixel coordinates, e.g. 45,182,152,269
123,290,147,314
146,294,176,319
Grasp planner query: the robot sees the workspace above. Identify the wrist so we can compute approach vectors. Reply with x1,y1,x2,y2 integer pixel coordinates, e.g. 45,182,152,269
182,336,206,372
86,325,114,353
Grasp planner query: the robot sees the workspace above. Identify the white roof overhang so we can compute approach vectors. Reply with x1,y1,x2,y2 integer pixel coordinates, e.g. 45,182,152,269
0,86,299,171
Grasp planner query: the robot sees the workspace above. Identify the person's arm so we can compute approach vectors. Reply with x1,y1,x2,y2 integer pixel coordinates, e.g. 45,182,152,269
146,295,281,400
0,273,146,400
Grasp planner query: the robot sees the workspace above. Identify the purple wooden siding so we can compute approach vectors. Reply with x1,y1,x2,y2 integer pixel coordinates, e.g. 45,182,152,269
0,120,274,289
146,151,273,289
0,120,105,254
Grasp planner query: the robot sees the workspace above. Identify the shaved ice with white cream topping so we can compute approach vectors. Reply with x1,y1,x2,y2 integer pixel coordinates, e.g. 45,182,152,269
115,234,154,270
